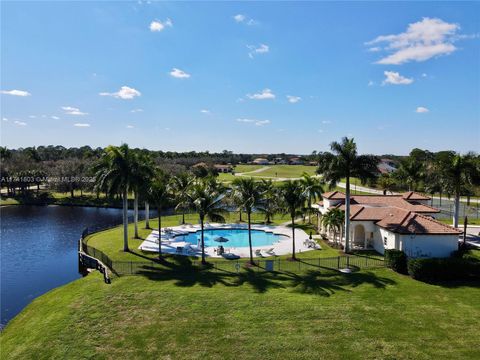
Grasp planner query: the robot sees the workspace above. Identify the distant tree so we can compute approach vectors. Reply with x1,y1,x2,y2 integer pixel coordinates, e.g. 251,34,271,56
321,208,345,245
257,179,278,224
147,176,171,258
299,173,324,223
377,173,396,195
393,159,424,191
169,173,193,225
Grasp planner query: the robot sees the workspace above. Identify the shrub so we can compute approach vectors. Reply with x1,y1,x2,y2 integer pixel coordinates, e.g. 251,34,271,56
407,257,480,282
385,249,408,274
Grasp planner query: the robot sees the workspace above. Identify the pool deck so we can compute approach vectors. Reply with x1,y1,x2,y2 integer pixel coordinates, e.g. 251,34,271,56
138,223,316,258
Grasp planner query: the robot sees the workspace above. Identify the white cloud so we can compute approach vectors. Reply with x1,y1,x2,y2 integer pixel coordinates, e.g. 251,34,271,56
73,123,90,127
149,18,172,32
236,118,270,126
200,109,211,114
51,116,60,120
233,14,257,25
368,80,374,86
131,108,143,113
318,129,324,133
366,17,466,65
233,14,246,23
286,95,301,103
382,71,414,85
416,106,430,113
29,115,37,118
368,47,381,52
99,86,141,100
247,44,269,58
246,88,275,100
62,106,88,116
322,120,332,124
1,89,31,97
2,117,8,122
169,68,190,79
14,120,27,126
126,125,134,128
422,73,428,77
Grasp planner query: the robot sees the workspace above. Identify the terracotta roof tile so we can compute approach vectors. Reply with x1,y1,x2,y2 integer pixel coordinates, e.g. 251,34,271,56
376,211,461,235
322,191,345,200
402,191,431,201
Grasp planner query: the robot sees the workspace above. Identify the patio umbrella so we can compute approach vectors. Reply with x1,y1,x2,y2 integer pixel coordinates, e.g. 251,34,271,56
214,236,229,243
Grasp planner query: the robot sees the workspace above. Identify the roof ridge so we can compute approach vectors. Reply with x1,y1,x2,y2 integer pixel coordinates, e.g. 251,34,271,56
350,206,365,220
395,211,413,233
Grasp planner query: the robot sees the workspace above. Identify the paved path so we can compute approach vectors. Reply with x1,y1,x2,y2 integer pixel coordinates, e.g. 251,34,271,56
235,166,271,176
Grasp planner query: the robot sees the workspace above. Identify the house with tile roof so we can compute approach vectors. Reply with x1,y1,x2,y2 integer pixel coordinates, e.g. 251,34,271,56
316,191,461,258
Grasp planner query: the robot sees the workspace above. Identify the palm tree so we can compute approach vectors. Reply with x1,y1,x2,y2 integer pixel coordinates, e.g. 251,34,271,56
231,178,263,264
321,208,345,245
147,176,171,258
394,159,424,191
440,153,480,227
94,144,136,252
300,173,324,223
377,173,395,195
257,179,278,224
280,180,306,260
169,173,193,224
317,137,378,253
131,153,155,237
188,179,227,265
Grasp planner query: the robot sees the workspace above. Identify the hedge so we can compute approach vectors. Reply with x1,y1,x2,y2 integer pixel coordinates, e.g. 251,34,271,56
407,257,480,282
385,249,408,274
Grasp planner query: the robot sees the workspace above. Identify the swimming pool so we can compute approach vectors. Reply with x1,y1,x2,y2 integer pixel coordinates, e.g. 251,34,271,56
174,228,289,248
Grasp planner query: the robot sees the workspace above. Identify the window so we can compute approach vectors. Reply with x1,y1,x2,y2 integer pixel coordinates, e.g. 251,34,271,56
383,237,388,246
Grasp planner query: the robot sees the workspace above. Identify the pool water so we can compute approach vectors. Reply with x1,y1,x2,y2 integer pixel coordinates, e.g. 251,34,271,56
175,229,288,248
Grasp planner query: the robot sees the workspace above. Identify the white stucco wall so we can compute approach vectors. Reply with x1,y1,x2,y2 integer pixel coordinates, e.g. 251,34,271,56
400,234,458,258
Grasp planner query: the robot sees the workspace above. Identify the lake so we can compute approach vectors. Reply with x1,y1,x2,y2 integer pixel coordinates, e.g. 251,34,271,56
0,205,149,327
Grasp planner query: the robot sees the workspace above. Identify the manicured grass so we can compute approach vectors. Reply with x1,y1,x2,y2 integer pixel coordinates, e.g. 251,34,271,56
248,165,316,178
0,197,19,206
234,164,265,173
2,266,479,359
437,218,480,226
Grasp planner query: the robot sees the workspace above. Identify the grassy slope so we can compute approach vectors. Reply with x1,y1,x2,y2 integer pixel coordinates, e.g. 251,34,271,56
1,268,479,360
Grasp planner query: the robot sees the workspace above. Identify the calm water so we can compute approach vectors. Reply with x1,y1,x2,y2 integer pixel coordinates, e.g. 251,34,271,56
0,205,145,327
177,229,288,248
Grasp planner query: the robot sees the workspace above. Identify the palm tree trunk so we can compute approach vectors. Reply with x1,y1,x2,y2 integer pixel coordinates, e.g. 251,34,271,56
239,209,243,222
123,189,129,252
200,216,206,265
158,211,162,258
453,192,460,228
248,211,253,264
145,201,150,229
134,192,139,238
344,176,351,253
291,214,296,260
182,209,185,225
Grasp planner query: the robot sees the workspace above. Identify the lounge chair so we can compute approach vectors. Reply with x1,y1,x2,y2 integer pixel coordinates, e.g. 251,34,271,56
255,249,263,257
265,248,275,256
222,253,240,260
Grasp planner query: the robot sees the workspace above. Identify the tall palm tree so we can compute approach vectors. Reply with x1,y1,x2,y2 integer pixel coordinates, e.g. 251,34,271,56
321,208,345,245
147,176,171,258
169,173,193,224
187,179,227,265
257,179,278,224
280,180,306,260
317,137,378,253
94,144,136,252
300,173,324,223
440,153,480,227
231,178,263,264
131,153,155,237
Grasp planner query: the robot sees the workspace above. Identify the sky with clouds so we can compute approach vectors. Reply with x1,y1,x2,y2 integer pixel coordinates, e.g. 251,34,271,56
1,1,479,154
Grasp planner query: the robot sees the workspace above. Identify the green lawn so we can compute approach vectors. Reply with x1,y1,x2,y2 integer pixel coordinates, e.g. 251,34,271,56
2,266,479,359
248,165,316,178
437,217,480,226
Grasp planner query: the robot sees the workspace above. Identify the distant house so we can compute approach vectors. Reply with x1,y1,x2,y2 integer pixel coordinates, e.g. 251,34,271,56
214,164,233,173
289,157,304,165
192,162,208,169
252,158,270,165
308,161,318,166
378,158,397,174
316,191,460,258
274,157,287,164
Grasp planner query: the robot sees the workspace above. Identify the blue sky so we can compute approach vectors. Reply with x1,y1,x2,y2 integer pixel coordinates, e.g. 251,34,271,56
1,1,479,155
